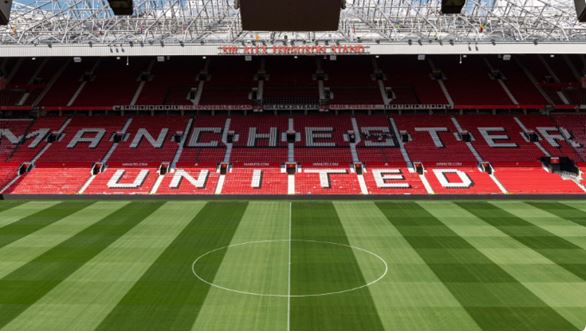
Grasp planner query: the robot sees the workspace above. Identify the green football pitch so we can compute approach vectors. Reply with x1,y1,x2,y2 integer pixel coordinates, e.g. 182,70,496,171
0,199,585,331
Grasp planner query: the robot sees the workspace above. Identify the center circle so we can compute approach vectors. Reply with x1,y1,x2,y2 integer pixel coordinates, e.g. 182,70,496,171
191,239,388,298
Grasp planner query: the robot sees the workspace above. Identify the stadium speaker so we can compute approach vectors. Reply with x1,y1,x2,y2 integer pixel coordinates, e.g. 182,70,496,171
239,0,342,31
576,0,586,21
107,0,133,15
441,0,466,14
0,0,12,25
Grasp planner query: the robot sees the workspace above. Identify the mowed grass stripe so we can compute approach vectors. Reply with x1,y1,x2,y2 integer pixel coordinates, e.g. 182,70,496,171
420,201,586,330
376,201,576,330
333,201,480,330
0,201,60,229
0,201,163,329
457,201,586,281
192,202,289,331
4,201,205,331
0,201,129,280
493,201,586,251
527,201,586,227
97,201,248,331
0,200,26,214
0,201,94,250
290,202,384,330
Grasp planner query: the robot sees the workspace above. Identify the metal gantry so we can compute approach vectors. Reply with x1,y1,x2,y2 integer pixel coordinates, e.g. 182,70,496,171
1,0,584,47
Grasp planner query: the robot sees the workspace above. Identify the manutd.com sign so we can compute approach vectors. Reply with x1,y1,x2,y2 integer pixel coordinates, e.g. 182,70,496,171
219,44,368,56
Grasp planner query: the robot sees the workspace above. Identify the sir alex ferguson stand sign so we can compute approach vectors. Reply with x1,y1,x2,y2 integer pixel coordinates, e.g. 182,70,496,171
219,44,369,56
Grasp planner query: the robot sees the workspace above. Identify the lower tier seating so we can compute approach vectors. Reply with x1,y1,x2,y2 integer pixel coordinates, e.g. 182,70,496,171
295,168,362,195
4,168,89,194
494,167,583,194
425,167,502,194
221,168,288,194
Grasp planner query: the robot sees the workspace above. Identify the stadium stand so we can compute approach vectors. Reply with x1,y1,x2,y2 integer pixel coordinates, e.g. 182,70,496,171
1,55,586,196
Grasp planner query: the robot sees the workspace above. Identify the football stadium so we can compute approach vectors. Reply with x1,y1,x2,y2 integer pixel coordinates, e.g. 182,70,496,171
1,0,586,330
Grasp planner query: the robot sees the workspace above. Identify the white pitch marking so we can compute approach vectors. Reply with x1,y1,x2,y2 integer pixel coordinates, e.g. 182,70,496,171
191,239,389,298
287,201,292,331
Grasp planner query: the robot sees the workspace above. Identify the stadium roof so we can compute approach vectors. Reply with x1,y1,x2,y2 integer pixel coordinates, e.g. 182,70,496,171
1,0,586,57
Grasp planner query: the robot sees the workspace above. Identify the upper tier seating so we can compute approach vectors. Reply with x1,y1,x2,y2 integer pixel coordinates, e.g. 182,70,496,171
7,117,67,164
177,116,227,167
434,56,512,106
395,115,477,165
229,114,289,166
455,115,545,165
263,58,318,105
199,57,258,105
73,58,150,106
0,119,33,161
107,116,187,166
41,59,98,106
136,57,205,105
36,116,127,166
484,56,547,106
293,115,353,165
378,55,448,105
353,115,405,165
321,57,383,105
516,115,582,162
552,114,586,161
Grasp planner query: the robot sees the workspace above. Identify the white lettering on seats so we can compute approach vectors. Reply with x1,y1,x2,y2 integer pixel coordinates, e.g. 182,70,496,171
0,128,50,148
130,128,168,148
169,169,209,188
361,127,395,147
477,127,517,148
67,128,106,148
251,169,262,188
304,169,347,188
187,128,221,147
107,169,149,188
306,127,335,147
372,169,410,188
248,127,278,147
432,169,472,188
536,127,565,148
415,127,448,148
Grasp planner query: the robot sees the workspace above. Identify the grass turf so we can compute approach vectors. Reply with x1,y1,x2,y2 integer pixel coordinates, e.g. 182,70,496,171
0,199,583,330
